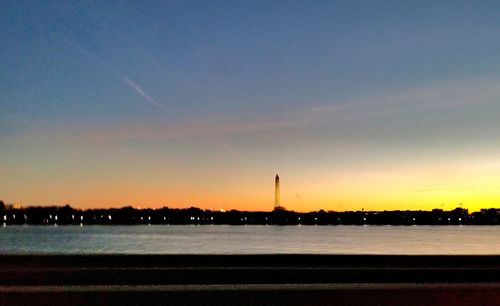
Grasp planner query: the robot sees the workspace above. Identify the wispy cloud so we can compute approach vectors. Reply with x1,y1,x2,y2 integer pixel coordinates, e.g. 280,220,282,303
78,115,307,143
27,75,500,153
66,76,500,143
307,77,500,120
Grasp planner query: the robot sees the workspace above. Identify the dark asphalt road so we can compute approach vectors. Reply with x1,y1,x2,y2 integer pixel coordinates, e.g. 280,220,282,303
1,255,499,305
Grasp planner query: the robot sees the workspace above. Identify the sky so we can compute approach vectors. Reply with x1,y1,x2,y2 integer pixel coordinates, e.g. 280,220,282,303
2,0,500,212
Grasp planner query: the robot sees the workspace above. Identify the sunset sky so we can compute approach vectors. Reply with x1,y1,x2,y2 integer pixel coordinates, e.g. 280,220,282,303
2,1,500,212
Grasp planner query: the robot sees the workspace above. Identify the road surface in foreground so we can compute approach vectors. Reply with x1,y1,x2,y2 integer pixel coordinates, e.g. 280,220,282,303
1,255,499,305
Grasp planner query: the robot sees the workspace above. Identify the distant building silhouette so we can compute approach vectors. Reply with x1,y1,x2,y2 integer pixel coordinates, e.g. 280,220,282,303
1,204,500,225
275,174,280,208
274,174,286,211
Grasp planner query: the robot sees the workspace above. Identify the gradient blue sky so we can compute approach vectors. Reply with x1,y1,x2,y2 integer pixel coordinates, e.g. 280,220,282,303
2,1,500,211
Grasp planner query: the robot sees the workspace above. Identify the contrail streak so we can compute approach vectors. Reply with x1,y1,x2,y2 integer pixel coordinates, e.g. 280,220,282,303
121,77,170,113
213,137,256,165
63,36,253,160
64,38,170,113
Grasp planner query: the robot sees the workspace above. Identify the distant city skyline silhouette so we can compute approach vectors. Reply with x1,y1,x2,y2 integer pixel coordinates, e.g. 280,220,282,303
2,198,500,226
1,173,495,213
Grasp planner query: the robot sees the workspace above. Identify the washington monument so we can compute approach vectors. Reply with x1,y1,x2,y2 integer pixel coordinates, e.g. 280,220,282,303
274,174,280,209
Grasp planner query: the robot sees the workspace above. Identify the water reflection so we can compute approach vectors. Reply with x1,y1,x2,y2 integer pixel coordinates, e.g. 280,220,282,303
0,225,499,254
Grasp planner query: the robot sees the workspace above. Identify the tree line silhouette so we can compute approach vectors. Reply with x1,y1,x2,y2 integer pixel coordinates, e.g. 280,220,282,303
1,200,500,225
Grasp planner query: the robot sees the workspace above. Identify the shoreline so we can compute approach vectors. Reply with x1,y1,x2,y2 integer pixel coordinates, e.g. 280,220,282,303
3,206,500,225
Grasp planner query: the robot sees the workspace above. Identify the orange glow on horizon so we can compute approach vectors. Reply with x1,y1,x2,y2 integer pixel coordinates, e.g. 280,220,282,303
3,150,500,213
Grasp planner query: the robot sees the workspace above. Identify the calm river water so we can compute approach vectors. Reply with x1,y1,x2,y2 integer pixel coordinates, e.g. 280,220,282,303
1,225,499,254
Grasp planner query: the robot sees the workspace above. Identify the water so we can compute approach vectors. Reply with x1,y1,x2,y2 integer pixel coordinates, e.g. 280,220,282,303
1,225,499,254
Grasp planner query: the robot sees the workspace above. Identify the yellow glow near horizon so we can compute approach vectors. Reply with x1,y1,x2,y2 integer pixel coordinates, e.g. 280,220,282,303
2,127,500,213
4,156,500,213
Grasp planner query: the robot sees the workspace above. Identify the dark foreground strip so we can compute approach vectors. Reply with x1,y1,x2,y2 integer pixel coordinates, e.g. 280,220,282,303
1,255,500,285
1,255,500,305
1,284,500,306
2,254,500,268
2,267,500,285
